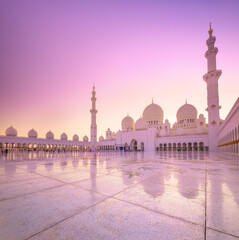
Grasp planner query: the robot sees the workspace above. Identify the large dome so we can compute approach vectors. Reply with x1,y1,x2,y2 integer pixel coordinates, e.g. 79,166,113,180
135,117,148,131
73,134,79,141
46,131,54,139
176,103,197,122
121,115,135,131
99,135,104,141
60,132,68,140
28,129,38,138
143,103,164,123
5,126,18,137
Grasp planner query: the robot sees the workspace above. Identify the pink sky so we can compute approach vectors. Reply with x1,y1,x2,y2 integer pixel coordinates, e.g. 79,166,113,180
1,0,239,140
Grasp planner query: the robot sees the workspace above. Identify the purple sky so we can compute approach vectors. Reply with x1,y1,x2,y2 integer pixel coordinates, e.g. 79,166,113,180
1,0,239,140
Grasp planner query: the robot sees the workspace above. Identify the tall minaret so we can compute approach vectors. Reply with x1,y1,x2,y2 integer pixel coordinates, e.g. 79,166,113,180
90,84,97,146
203,24,222,151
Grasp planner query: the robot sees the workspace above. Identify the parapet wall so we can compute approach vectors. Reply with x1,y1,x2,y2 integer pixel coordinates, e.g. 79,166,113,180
218,98,239,154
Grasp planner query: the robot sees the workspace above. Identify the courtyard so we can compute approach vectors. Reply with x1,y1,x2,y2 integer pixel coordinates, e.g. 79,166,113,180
0,151,239,240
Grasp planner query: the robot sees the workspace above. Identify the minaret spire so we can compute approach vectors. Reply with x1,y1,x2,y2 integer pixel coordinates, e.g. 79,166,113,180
208,22,213,37
90,84,97,148
203,25,222,151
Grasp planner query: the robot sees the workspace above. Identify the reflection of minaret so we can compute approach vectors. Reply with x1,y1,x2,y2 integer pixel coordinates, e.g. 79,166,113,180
203,24,222,151
90,153,97,192
90,84,97,147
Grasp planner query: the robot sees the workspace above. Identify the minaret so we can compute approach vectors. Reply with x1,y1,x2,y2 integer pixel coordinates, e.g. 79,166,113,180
90,84,97,147
203,24,222,151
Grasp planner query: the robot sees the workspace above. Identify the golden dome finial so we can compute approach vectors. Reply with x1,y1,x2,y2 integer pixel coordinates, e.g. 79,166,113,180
152,98,154,104
185,98,187,104
93,83,95,90
127,112,129,116
208,22,213,37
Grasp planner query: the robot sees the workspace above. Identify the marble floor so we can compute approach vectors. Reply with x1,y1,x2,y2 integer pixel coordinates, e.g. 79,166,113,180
0,151,239,240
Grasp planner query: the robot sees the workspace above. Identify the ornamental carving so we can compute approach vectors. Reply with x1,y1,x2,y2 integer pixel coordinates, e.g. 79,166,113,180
211,121,216,125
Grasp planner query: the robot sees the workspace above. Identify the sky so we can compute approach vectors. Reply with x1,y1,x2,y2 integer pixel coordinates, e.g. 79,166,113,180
0,0,239,140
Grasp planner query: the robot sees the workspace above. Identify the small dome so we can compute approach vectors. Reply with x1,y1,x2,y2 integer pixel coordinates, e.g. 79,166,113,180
5,126,18,137
143,103,164,123
83,135,89,142
135,118,148,131
46,131,54,139
176,103,197,122
199,114,204,118
121,115,135,131
73,134,79,141
28,129,38,138
60,132,68,140
99,136,104,141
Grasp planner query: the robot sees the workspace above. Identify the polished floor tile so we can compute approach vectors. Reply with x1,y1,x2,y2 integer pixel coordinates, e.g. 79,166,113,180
0,151,239,240
29,198,204,240
0,185,107,240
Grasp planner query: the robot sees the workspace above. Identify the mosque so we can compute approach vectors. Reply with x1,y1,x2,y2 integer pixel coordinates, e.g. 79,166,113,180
1,26,238,154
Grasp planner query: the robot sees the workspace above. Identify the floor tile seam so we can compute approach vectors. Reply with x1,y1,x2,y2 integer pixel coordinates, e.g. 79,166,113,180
0,176,45,186
70,183,113,198
13,170,73,184
206,227,239,239
112,196,205,228
205,190,239,198
107,173,205,203
70,173,157,199
48,171,125,185
16,166,122,176
141,173,207,193
204,157,208,240
24,196,112,240
0,183,67,202
0,159,50,164
34,169,106,178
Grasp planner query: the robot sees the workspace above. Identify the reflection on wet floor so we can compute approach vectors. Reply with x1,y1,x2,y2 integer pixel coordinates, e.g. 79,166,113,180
0,151,239,240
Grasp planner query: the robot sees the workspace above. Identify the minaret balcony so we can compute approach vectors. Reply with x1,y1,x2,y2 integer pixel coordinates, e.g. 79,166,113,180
90,109,98,114
205,48,218,58
203,69,222,82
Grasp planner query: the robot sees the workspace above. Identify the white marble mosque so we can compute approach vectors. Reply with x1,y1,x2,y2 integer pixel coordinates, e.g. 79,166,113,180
1,25,238,155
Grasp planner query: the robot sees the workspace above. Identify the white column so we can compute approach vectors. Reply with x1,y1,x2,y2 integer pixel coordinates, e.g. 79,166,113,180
203,24,221,152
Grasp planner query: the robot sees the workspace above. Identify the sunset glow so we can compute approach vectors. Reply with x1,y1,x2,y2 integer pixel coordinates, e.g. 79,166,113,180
1,0,239,140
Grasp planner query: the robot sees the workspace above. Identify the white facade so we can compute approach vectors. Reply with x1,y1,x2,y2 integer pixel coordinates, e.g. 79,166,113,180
0,26,238,154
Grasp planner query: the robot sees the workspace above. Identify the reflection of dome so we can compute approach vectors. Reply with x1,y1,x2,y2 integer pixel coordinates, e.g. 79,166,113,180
135,118,148,131
83,135,89,142
46,131,54,139
176,103,197,122
28,129,38,138
99,136,104,141
6,126,18,137
60,132,68,140
143,103,164,123
121,115,135,131
73,134,79,141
